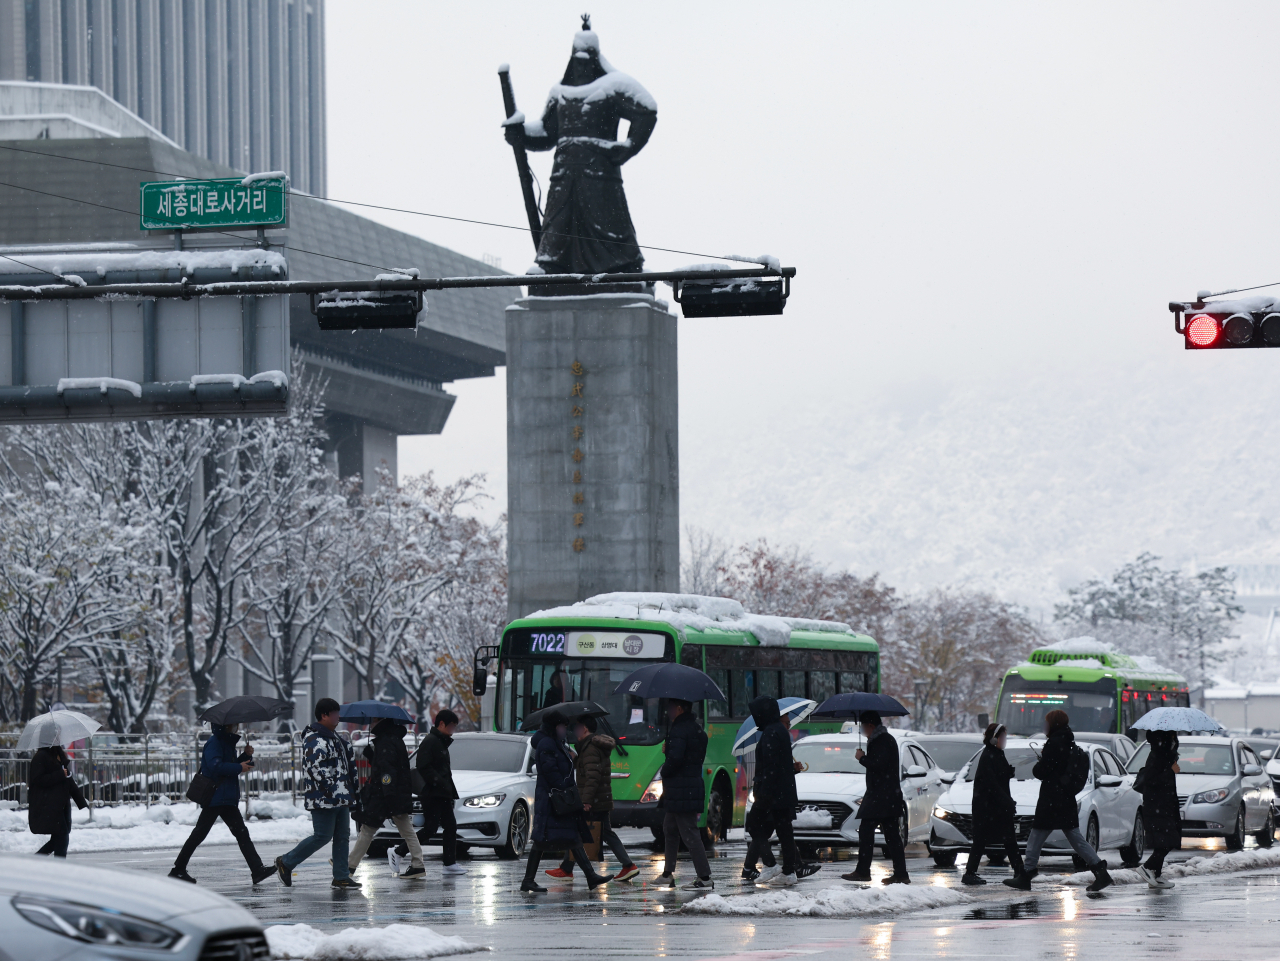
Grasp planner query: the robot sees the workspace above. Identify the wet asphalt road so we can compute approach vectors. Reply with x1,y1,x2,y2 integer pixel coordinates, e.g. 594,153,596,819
77,829,1280,959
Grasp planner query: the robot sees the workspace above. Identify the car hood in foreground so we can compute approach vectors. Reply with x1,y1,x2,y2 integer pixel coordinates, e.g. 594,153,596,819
0,853,259,927
1175,774,1237,794
794,772,867,799
453,770,530,797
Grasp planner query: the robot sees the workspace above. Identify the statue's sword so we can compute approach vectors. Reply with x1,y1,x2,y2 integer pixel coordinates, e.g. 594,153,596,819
498,65,544,252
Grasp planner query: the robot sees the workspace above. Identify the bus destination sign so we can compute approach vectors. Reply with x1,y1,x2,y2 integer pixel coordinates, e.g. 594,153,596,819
139,176,287,231
507,630,667,659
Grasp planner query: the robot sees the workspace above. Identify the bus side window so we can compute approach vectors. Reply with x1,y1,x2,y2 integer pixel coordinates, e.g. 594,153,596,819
731,670,756,718
757,670,780,700
809,671,836,704
707,669,729,719
782,670,806,699
838,671,863,694
681,644,703,670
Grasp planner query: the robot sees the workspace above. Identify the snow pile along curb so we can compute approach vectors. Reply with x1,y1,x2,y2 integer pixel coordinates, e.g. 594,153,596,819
265,924,485,960
1062,847,1280,887
680,883,970,917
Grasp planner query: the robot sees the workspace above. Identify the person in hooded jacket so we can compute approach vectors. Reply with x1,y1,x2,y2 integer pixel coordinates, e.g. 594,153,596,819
743,696,818,885
169,724,274,884
27,743,86,859
961,722,1026,885
658,699,714,890
1004,709,1111,892
545,714,639,883
348,717,425,879
521,710,614,893
842,711,909,884
1135,730,1180,889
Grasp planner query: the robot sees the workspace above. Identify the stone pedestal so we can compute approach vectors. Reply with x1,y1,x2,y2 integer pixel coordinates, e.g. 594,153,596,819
506,293,679,621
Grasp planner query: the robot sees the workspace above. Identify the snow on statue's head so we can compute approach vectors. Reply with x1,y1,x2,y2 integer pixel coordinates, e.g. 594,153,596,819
562,13,612,86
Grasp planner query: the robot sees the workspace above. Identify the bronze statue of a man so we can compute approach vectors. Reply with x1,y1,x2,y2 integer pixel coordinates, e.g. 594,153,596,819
504,17,657,276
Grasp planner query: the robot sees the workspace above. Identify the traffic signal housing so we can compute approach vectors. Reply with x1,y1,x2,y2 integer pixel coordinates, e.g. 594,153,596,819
1170,301,1280,349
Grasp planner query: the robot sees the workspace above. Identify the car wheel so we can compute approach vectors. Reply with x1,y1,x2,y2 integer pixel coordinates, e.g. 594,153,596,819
495,803,529,860
898,812,910,847
1226,806,1246,851
1119,808,1145,868
986,853,1007,866
650,824,665,848
932,850,958,868
1072,815,1100,872
1257,809,1275,849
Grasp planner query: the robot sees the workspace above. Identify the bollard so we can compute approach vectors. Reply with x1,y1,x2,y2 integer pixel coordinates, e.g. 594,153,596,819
144,734,150,809
86,737,94,822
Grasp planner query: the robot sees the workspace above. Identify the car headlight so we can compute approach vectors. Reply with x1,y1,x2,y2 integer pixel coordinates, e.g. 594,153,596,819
13,896,181,948
1191,789,1230,805
641,775,663,803
463,793,506,808
933,805,951,820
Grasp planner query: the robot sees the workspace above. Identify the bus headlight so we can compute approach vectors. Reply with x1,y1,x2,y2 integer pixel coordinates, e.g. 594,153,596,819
463,793,506,808
641,776,663,803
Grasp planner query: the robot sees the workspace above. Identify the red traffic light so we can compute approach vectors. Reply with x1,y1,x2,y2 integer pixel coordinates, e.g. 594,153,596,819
1186,313,1220,347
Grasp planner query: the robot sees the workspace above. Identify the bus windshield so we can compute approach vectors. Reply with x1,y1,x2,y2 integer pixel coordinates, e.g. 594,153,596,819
496,656,669,746
997,675,1118,735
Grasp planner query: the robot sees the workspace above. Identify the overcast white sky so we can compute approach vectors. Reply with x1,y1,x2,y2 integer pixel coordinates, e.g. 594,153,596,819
326,2,1280,604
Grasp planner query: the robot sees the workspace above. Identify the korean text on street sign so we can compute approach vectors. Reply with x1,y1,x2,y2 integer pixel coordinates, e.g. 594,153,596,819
139,177,287,231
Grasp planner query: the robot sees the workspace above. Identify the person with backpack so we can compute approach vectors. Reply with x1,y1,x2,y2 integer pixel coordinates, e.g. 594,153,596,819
841,711,909,885
658,699,714,890
348,716,424,879
169,724,274,884
961,722,1026,885
1134,730,1181,889
1004,709,1111,892
543,714,640,883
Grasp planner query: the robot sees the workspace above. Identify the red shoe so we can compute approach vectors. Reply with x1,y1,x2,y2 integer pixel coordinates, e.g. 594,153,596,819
544,867,573,879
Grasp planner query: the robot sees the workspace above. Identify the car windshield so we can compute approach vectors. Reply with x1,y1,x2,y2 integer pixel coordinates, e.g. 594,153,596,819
1126,741,1236,776
915,739,982,771
445,738,527,773
964,746,1041,781
1246,739,1279,760
794,742,863,774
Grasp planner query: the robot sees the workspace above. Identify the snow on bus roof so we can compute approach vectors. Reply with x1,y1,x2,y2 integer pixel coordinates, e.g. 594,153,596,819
525,592,858,649
1042,636,1114,654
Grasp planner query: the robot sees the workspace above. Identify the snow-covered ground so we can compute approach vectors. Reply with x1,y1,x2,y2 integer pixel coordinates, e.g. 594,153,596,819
0,795,312,853
265,924,484,960
680,882,970,917
1061,847,1280,887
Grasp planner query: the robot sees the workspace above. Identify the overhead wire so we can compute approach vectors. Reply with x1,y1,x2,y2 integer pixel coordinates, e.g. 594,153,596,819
0,141,752,265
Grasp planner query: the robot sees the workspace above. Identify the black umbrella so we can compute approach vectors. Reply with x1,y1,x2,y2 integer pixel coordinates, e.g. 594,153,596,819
612,662,727,702
810,692,910,719
198,695,292,726
339,699,414,724
520,700,610,732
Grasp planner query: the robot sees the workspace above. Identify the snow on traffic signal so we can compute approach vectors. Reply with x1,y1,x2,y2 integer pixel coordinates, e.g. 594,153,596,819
1170,301,1280,349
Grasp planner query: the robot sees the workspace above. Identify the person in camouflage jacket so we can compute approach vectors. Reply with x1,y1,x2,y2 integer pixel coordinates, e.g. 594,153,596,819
275,698,362,889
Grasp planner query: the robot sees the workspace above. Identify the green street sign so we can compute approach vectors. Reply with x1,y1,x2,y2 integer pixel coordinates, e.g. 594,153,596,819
139,176,287,231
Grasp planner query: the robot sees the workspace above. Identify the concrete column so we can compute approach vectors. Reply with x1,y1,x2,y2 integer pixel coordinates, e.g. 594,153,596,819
204,0,228,166
505,294,680,621
88,0,113,98
113,0,139,113
136,0,162,127
306,0,325,196
245,0,270,173
0,0,25,81
226,0,251,171
287,0,309,193
362,424,397,494
159,0,184,144
182,0,207,156
61,1,88,85
265,0,289,179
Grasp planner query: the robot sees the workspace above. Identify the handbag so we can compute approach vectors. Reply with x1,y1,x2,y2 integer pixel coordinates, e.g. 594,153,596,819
186,773,217,807
1132,764,1149,794
549,783,582,816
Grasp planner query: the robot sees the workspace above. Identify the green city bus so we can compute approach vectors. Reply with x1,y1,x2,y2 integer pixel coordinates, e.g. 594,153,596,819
479,597,880,840
995,642,1190,738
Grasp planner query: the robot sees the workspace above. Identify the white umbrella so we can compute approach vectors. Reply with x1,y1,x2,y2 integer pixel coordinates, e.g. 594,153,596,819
16,710,101,751
1131,706,1223,734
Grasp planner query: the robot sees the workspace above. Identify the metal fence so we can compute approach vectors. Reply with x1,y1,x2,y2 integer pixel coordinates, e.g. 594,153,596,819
0,730,427,818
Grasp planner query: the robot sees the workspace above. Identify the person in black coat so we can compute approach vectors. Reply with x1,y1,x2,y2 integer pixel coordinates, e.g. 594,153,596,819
658,699,714,890
961,723,1026,885
842,711,909,884
27,744,86,858
413,709,463,875
1136,731,1181,889
1005,709,1111,892
349,718,424,878
743,696,812,884
520,710,613,893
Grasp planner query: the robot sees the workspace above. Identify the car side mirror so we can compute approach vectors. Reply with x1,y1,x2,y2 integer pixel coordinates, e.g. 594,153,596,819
940,773,956,784
905,765,926,778
1244,764,1263,776
472,667,488,697
1263,750,1274,760
1096,774,1122,787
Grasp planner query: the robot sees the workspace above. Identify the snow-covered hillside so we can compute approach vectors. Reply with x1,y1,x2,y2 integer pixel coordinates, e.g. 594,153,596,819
682,354,1280,611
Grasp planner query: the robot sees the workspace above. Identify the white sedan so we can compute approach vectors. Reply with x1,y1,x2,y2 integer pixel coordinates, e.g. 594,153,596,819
929,737,1143,869
369,732,535,859
787,731,948,850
